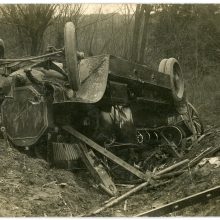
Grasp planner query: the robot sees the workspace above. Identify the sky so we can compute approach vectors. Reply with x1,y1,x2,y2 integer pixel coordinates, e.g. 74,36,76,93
1,1,220,6
84,4,136,14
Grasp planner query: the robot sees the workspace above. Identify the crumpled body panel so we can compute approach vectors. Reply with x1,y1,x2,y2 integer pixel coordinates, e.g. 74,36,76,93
53,54,110,103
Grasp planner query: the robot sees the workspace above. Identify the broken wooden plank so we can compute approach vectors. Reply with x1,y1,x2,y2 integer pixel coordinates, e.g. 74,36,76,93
160,132,182,158
62,125,151,181
81,179,171,217
183,145,220,170
155,159,189,176
77,142,117,197
156,145,220,180
135,185,220,216
81,179,151,216
188,131,213,150
155,170,186,179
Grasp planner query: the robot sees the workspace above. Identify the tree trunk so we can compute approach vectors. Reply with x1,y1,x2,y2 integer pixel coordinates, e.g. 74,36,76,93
131,4,152,64
131,4,142,62
138,5,152,64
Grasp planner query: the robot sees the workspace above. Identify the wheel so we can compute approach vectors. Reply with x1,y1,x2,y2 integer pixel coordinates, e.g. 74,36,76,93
165,58,185,102
158,58,168,73
64,22,80,91
182,102,204,137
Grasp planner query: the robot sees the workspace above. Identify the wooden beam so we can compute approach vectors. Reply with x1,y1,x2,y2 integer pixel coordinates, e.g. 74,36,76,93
62,125,151,181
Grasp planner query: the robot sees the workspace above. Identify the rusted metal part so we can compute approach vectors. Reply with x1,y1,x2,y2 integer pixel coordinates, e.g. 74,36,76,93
77,142,117,197
62,125,151,181
135,185,220,216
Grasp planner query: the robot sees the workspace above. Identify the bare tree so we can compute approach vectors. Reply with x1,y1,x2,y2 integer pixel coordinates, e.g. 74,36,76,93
112,4,135,58
88,5,102,56
0,4,57,55
57,4,85,28
54,4,85,49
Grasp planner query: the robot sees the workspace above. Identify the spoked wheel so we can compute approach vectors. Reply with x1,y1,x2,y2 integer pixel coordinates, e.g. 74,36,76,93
182,102,204,137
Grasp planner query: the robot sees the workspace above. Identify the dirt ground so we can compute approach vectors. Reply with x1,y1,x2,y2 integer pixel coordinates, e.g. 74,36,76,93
0,123,220,216
0,139,107,216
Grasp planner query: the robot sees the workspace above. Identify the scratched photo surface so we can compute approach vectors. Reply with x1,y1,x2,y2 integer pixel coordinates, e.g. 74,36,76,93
0,3,219,217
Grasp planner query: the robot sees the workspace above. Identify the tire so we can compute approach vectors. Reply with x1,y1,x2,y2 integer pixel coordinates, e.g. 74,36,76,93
158,58,168,73
64,22,80,91
165,58,184,102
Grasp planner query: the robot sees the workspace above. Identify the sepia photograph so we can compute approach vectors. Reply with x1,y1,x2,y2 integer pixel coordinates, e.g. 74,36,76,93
0,2,219,217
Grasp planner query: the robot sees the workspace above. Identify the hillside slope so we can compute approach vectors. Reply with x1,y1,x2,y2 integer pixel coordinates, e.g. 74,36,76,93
0,128,220,216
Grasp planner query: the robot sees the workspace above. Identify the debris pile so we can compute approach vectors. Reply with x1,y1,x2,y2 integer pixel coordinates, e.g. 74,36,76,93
83,127,220,216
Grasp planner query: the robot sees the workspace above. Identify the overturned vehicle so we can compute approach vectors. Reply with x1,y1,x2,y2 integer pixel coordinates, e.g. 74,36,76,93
0,22,203,196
